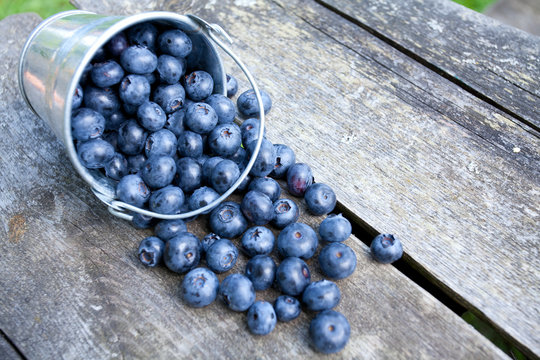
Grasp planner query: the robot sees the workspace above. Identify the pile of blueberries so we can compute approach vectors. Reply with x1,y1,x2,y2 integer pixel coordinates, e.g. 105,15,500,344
70,20,403,354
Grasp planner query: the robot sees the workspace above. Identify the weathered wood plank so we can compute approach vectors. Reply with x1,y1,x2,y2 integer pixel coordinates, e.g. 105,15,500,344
0,12,506,359
319,0,540,129
161,0,538,356
0,333,23,360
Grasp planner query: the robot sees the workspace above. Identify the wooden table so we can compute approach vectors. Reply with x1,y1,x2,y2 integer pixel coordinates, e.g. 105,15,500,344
1,0,538,358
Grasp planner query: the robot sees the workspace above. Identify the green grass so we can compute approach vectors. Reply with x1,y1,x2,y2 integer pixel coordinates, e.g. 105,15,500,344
452,0,498,12
0,0,75,20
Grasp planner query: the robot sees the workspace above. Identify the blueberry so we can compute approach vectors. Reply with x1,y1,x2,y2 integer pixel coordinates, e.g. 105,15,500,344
319,214,351,243
123,102,139,115
202,156,224,185
84,86,121,118
302,280,341,312
237,89,272,117
207,123,242,157
72,83,83,110
287,163,313,197
105,152,128,180
185,102,218,134
91,46,108,63
241,190,274,225
241,226,275,257
210,159,240,194
120,45,157,74
145,129,177,158
106,32,128,58
119,74,151,106
206,238,238,273
164,232,200,273
274,295,301,322
165,108,185,137
246,138,275,177
209,201,247,238
184,71,214,101
80,63,93,84
143,71,157,85
153,84,186,114
182,267,219,308
189,186,220,214
127,153,147,174
271,198,299,229
319,243,357,279
138,236,165,267
102,131,118,150
201,233,220,254
370,234,403,264
245,255,276,291
77,138,115,169
177,131,203,158
140,155,176,189
247,301,277,335
106,111,126,131
226,74,238,98
157,54,184,84
174,157,202,193
71,108,105,141
136,101,166,131
248,177,281,202
305,183,337,215
117,119,148,155
149,185,184,214
154,218,187,241
158,29,192,58
131,213,157,229
91,60,124,87
227,146,246,165
126,22,158,50
277,222,318,260
116,174,151,208
205,94,235,124
241,118,265,145
309,310,350,354
276,257,311,296
271,144,296,179
218,273,255,312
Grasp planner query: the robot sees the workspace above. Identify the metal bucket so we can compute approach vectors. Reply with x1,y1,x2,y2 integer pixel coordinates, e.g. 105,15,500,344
18,10,266,221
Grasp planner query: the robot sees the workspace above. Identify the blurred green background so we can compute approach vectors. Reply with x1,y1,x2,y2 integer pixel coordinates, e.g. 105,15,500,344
0,0,498,19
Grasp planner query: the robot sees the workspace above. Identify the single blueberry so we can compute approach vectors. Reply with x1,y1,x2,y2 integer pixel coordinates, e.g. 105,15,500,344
72,83,83,110
241,226,275,257
117,120,148,155
154,218,187,241
91,46,108,63
227,146,246,165
158,29,192,58
153,84,185,114
247,301,277,335
202,156,224,185
275,257,311,296
174,157,202,193
140,155,176,189
218,273,255,312
319,243,357,279
206,238,238,273
182,267,219,308
91,60,124,88
157,54,184,84
77,138,115,169
184,71,214,101
370,234,403,264
105,152,128,180
245,255,276,291
189,186,220,214
131,213,157,229
309,310,350,354
201,233,220,254
205,94,235,124
106,111,126,131
138,236,165,267
209,201,247,238
207,123,242,157
106,32,128,58
79,63,93,85
277,222,318,260
271,144,296,179
246,138,275,177
127,153,147,174
137,101,166,131
271,198,300,229
145,129,177,158
319,214,352,243
241,190,274,225
165,108,185,137
226,74,238,98
237,89,272,117
210,159,240,194
185,102,218,134
302,280,341,312
274,295,301,322
116,174,151,208
305,183,337,216
120,45,158,74
83,86,121,118
119,74,151,106
102,131,118,151
71,108,105,141
126,22,158,50
241,118,265,145
164,232,200,273
287,163,313,197
177,131,204,158
149,185,184,214
248,177,281,202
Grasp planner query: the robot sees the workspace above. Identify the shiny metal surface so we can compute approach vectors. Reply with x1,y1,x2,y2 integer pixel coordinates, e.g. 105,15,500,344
19,11,265,220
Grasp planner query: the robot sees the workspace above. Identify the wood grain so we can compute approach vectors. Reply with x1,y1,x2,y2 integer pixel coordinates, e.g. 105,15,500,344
0,12,507,359
318,0,540,129
0,333,22,360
